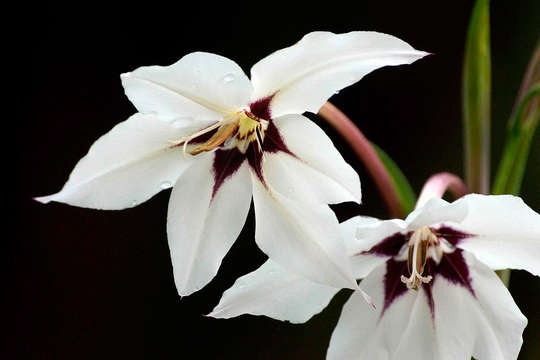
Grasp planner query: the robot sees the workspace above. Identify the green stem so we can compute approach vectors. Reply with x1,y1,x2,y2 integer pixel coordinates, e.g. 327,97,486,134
318,102,404,218
492,84,540,196
463,0,491,194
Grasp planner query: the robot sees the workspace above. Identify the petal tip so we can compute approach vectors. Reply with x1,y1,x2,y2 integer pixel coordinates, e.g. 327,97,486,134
33,195,54,204
205,309,221,319
359,288,375,309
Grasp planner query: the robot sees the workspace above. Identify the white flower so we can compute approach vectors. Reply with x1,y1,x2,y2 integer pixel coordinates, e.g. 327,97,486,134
36,31,427,296
209,194,540,360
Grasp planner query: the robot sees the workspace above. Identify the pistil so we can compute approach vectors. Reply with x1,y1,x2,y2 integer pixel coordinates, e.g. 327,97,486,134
401,226,438,290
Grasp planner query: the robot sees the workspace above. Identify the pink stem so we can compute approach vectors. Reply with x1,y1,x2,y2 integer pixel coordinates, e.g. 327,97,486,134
416,172,469,208
318,102,403,218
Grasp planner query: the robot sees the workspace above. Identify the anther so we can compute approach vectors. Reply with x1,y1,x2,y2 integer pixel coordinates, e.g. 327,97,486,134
401,226,438,290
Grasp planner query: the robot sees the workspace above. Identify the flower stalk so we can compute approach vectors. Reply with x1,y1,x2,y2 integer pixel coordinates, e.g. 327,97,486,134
416,172,468,208
318,102,403,218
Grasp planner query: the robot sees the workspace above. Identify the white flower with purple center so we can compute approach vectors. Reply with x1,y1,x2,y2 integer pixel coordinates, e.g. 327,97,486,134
36,31,427,296
209,194,540,360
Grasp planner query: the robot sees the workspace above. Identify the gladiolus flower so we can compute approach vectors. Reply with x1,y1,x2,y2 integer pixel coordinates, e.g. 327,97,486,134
36,31,427,296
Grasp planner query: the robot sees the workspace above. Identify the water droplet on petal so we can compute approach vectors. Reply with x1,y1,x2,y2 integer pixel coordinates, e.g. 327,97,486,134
160,181,172,189
222,73,235,84
131,200,138,206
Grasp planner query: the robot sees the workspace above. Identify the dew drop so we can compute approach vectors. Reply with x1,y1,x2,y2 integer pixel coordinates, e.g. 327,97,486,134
131,200,138,206
160,181,172,189
222,73,236,84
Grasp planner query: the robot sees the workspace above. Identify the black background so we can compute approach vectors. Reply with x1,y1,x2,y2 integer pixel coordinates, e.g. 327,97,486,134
12,1,540,359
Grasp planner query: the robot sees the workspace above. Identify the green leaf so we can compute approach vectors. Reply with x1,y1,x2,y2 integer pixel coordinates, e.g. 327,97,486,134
493,84,540,196
371,143,417,216
463,0,491,194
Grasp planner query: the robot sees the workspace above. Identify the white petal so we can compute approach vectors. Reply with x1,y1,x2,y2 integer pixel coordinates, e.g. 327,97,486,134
208,259,340,323
35,113,194,209
167,155,252,296
262,114,361,204
354,218,407,253
340,216,379,251
250,31,429,117
340,216,387,279
433,252,527,360
251,177,359,291
122,52,253,121
405,197,468,230
327,263,437,359
448,194,540,276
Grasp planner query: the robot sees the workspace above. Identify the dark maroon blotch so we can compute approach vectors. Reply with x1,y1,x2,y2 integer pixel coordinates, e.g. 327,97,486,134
362,232,408,258
433,226,473,246
434,249,475,297
263,121,294,155
249,94,275,120
211,148,245,200
379,247,474,319
422,279,435,318
381,259,409,316
245,144,265,186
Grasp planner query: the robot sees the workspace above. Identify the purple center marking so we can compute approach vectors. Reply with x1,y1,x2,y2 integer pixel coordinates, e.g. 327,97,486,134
377,227,475,319
433,226,472,246
210,95,294,197
211,148,245,200
381,258,409,316
362,232,409,257
249,94,275,120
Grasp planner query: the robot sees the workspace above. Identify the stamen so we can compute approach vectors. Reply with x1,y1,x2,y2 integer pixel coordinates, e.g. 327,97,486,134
167,120,224,158
169,111,269,157
189,121,239,155
401,226,437,290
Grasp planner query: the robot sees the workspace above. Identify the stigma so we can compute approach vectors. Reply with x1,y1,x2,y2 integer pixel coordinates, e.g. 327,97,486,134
400,226,441,290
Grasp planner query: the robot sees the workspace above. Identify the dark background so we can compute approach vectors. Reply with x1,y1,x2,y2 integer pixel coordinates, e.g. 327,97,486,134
11,1,539,359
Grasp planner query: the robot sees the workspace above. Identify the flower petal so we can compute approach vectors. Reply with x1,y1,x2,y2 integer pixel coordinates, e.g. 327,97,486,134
261,114,361,204
251,177,358,291
250,31,429,117
354,218,407,254
448,194,540,276
432,252,527,360
405,197,468,230
208,259,340,323
329,252,528,360
327,263,437,359
122,52,253,121
340,216,388,279
167,154,252,296
35,113,195,209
